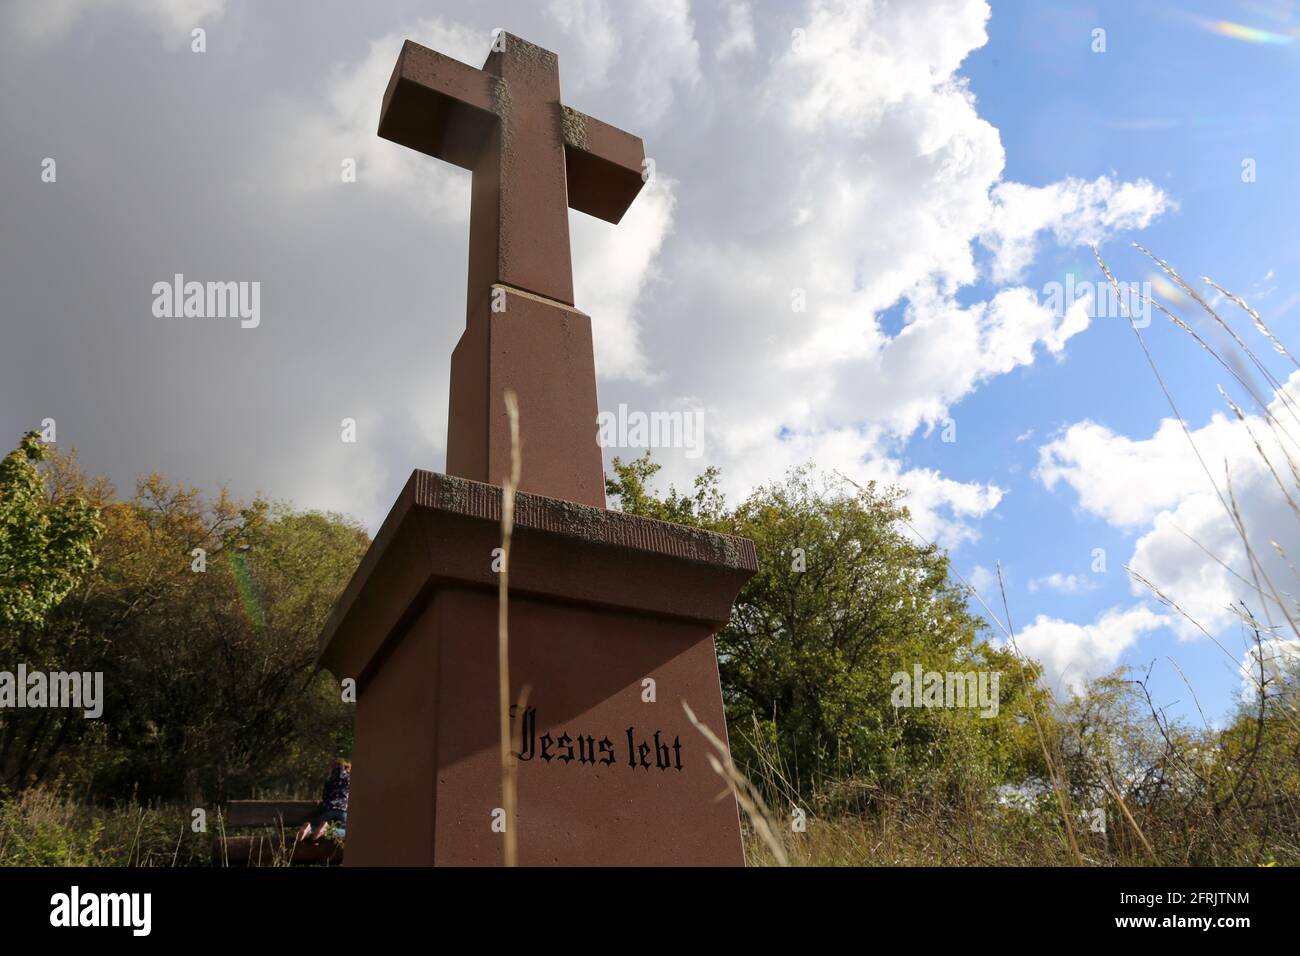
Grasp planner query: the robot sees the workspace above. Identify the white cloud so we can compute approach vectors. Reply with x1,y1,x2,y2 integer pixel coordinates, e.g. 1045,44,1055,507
1039,371,1300,638
4,0,227,48
715,1,757,61
547,0,701,126
1240,637,1300,702
258,18,485,218
1037,413,1254,530
774,0,991,132
1017,605,1170,696
968,564,997,595
571,178,676,383
1028,572,1098,595
982,176,1173,284
546,0,619,88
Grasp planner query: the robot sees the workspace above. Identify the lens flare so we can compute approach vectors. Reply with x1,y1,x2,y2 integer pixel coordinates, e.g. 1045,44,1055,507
1196,17,1297,45
229,552,266,630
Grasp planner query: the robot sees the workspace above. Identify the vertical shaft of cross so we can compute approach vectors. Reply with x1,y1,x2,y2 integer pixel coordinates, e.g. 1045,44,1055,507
466,40,575,316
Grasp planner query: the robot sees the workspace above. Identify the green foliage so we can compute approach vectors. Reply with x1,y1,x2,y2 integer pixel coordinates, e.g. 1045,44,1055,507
0,788,105,866
0,432,102,627
606,452,727,526
1047,660,1300,865
87,492,367,801
0,788,211,866
606,452,1044,802
0,436,367,802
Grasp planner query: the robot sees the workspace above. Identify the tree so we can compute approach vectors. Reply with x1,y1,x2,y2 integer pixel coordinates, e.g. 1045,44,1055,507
0,433,101,628
607,453,1044,803
0,441,368,801
75,479,368,801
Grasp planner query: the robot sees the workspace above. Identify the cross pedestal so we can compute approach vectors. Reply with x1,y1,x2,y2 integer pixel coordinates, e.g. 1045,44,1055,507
318,473,755,865
316,34,756,865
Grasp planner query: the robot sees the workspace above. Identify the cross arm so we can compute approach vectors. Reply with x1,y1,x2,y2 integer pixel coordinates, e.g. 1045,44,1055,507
560,106,646,224
378,40,497,169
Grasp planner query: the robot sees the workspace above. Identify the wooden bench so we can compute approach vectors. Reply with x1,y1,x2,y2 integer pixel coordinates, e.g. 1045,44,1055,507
213,800,345,866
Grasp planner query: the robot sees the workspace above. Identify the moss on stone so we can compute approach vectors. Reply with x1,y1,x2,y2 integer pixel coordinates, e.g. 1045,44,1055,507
439,475,470,513
560,105,588,150
491,77,512,148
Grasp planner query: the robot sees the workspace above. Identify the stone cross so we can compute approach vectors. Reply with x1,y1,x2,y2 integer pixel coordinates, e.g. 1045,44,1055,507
317,32,756,867
378,34,646,507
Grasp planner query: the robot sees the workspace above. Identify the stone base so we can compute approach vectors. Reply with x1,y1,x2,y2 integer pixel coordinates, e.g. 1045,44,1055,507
317,471,757,866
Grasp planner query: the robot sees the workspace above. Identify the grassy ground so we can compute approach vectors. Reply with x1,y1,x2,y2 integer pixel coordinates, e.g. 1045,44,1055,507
742,802,1075,867
4,785,1291,866
741,808,1161,867
0,788,213,866
0,788,1067,866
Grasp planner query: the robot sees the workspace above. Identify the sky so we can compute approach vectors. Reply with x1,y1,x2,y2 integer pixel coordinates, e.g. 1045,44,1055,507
2,0,1299,724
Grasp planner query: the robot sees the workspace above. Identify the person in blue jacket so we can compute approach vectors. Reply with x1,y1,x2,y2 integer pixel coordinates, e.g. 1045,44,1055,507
297,758,350,843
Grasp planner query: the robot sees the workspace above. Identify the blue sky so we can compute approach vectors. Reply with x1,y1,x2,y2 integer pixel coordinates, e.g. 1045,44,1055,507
3,0,1299,725
915,0,1300,720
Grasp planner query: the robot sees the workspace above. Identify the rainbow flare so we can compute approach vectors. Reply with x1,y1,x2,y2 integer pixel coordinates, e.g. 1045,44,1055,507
1196,17,1297,45
229,553,267,631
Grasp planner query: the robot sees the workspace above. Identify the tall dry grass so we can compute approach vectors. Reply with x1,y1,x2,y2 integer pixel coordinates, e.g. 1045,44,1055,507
496,389,532,868
1095,243,1300,724
496,390,521,867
